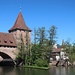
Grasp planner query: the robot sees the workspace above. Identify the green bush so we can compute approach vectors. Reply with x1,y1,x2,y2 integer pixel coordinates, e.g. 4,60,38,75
69,53,75,64
35,58,48,67
42,60,48,67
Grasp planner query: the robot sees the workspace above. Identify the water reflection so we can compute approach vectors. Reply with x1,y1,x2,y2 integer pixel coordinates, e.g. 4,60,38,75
49,66,75,75
0,66,49,75
0,66,75,75
0,66,14,75
15,67,49,75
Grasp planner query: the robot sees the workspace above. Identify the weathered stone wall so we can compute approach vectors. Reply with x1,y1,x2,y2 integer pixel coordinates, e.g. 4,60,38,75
11,30,31,46
0,47,18,60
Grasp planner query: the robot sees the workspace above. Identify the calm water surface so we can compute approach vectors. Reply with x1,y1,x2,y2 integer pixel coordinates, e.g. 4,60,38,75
0,66,75,75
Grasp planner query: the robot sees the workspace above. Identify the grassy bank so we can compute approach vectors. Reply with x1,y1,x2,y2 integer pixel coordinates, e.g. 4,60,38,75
22,65,50,70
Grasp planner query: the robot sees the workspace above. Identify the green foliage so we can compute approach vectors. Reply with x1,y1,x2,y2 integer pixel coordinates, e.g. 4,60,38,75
35,58,48,67
63,39,75,65
16,26,75,67
68,43,75,64
16,26,57,67
36,27,46,45
42,60,49,67
30,26,57,66
35,58,43,67
69,53,75,63
31,44,42,64
48,25,57,45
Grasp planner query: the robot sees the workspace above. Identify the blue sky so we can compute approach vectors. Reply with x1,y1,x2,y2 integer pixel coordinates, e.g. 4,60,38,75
0,0,75,44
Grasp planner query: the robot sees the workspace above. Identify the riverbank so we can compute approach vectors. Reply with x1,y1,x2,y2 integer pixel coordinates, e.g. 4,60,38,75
22,65,50,70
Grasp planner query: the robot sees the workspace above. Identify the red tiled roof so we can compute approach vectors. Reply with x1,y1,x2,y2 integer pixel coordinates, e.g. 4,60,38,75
9,12,31,32
0,32,17,47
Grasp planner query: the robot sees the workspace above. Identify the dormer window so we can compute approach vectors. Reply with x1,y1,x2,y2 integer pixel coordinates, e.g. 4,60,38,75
10,41,13,44
4,41,7,43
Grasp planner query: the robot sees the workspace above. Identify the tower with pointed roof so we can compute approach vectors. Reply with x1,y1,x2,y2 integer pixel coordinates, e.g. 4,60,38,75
0,11,32,62
9,12,31,46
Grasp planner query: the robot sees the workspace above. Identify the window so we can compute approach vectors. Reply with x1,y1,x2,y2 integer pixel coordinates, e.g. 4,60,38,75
4,41,7,43
10,41,13,44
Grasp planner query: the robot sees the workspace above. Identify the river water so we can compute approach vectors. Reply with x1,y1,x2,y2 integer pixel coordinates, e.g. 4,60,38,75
0,66,75,75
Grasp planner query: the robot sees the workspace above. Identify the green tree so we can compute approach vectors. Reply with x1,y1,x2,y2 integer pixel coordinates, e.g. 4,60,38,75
31,27,49,66
69,43,75,65
31,26,58,66
16,31,31,65
48,25,57,45
31,44,42,65
62,39,75,66
34,28,37,44
36,27,46,45
47,25,57,62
